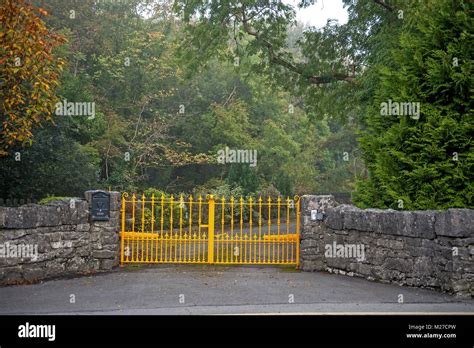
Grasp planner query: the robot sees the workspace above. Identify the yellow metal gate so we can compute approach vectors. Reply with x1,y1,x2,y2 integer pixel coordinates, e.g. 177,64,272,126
120,193,300,266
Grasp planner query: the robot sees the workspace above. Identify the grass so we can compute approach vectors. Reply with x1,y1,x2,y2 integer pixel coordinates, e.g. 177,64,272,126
38,196,76,205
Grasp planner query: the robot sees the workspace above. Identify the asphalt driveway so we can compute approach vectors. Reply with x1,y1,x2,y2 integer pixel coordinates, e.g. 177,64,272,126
0,265,472,315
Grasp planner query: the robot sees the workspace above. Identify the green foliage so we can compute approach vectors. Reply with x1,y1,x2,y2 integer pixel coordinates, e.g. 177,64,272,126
0,0,364,201
353,0,473,209
0,121,99,200
38,196,75,205
8,0,470,212
226,164,261,195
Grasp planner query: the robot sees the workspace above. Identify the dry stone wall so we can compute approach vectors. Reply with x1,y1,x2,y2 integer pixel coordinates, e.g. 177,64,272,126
0,191,121,285
300,195,473,297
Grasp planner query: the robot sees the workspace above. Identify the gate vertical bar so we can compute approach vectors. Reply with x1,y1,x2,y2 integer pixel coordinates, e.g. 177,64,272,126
296,196,300,268
141,193,145,262
132,194,136,261
151,193,155,262
121,193,126,265
207,195,215,263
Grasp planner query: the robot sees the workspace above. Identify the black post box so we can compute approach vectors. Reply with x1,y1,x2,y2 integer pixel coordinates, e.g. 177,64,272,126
91,190,110,221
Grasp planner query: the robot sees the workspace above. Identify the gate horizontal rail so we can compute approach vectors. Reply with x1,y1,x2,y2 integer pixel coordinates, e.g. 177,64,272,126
120,193,300,266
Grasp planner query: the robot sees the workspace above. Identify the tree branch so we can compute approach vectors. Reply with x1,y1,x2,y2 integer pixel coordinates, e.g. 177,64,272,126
240,7,354,86
223,85,237,106
373,0,394,12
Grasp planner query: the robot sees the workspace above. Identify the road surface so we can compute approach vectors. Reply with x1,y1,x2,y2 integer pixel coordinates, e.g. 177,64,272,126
0,265,472,315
